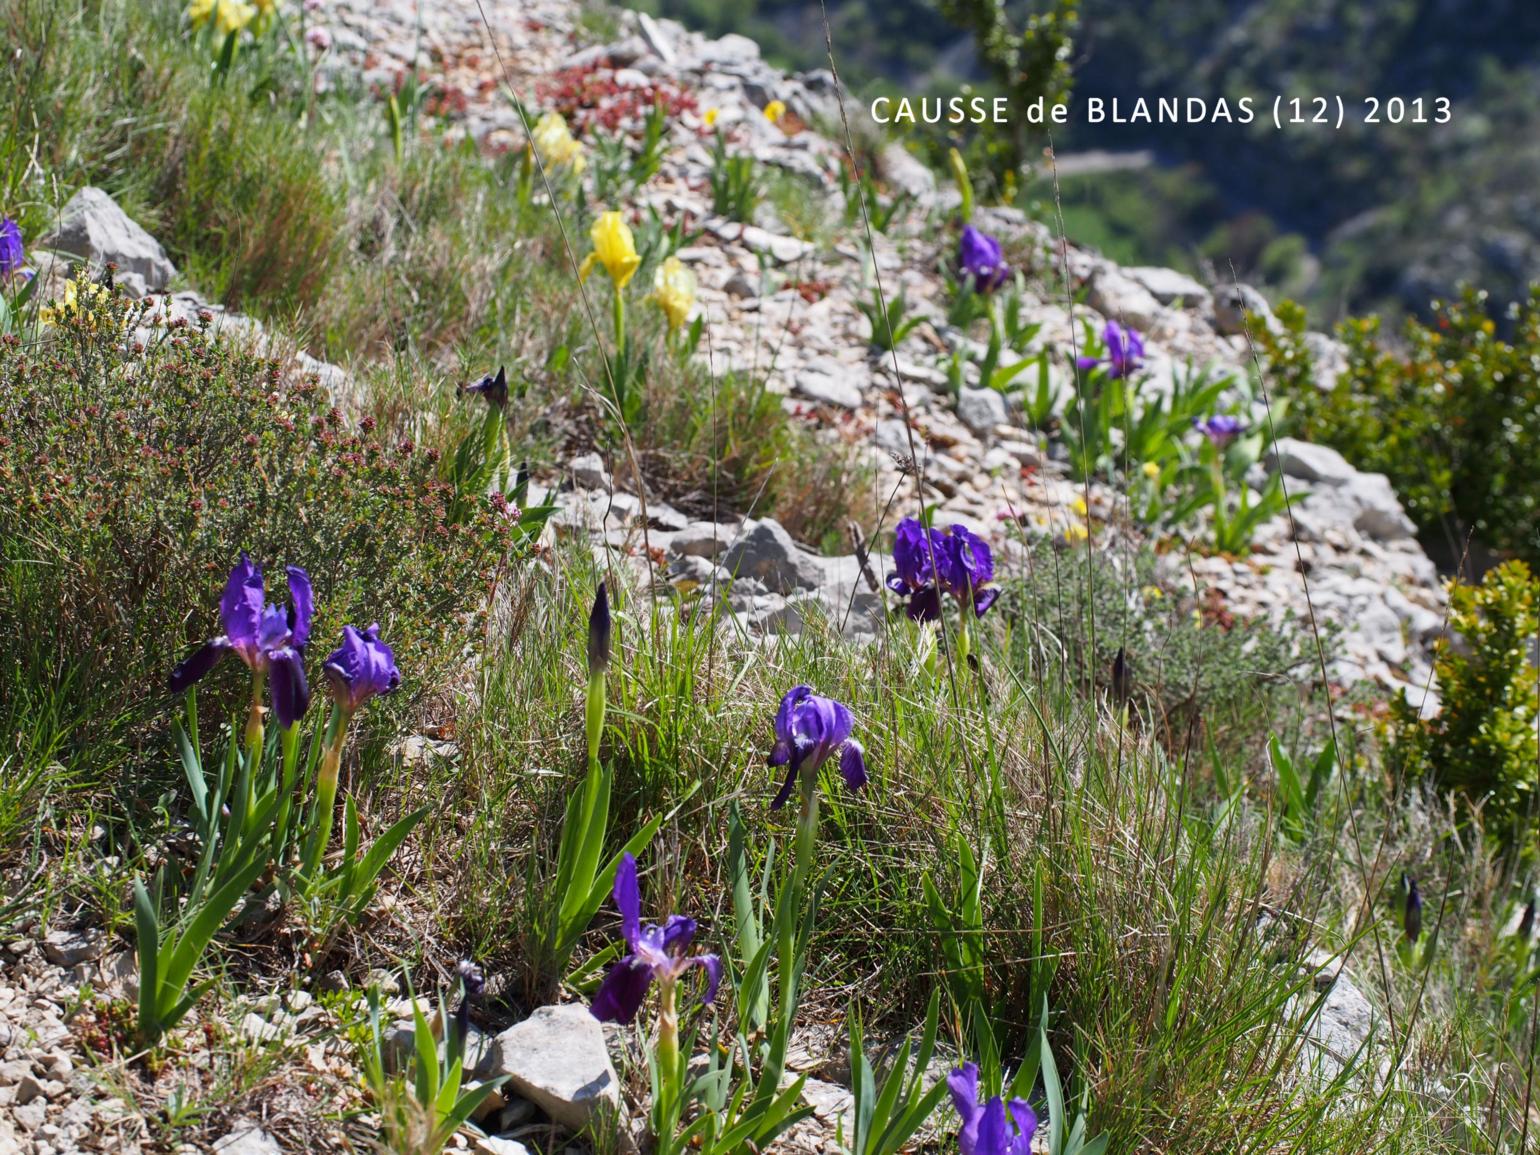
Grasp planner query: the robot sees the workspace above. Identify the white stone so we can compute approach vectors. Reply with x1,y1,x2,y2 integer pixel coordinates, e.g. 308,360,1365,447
489,1005,622,1134
42,187,177,296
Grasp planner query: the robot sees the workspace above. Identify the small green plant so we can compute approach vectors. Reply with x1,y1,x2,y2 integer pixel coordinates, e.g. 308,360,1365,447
133,857,268,1049
1391,560,1540,847
357,979,509,1154
838,162,912,233
858,283,924,351
524,584,662,998
844,990,950,1155
1266,734,1336,844
708,130,761,222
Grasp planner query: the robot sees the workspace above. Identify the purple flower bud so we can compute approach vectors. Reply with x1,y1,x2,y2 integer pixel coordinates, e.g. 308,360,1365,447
322,623,401,715
1404,874,1423,944
0,218,23,279
957,226,1009,293
587,581,611,675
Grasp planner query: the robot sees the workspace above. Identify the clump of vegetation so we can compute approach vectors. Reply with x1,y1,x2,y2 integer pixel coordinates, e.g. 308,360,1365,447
1391,560,1539,848
1261,289,1540,571
0,290,516,796
1001,535,1326,767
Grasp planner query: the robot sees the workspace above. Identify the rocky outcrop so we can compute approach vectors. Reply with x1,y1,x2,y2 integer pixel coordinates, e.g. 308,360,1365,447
40,187,177,298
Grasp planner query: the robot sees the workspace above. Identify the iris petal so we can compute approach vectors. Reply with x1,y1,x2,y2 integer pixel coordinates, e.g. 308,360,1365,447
1007,1099,1038,1153
974,1098,1009,1155
267,647,310,729
660,914,697,956
590,958,652,1024
219,553,265,654
168,637,230,693
286,566,314,649
973,587,999,617
948,1064,982,1154
770,762,799,811
614,852,642,951
693,953,723,1006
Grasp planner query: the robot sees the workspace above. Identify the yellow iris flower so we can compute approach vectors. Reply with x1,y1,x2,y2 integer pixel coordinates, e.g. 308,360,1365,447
531,111,587,174
579,212,641,291
1064,522,1089,544
763,100,786,124
188,0,256,34
703,108,719,129
1142,461,1161,480
651,257,696,332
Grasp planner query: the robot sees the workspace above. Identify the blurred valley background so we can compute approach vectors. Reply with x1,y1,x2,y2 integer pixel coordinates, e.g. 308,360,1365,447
625,0,1540,324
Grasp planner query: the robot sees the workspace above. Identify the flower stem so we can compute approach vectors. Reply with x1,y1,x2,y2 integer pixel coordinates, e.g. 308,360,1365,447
778,765,820,1014
244,673,266,766
655,977,681,1133
304,707,349,881
611,284,627,408
585,668,606,770
956,600,972,670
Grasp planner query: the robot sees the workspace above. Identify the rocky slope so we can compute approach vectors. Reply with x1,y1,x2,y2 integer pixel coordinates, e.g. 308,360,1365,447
302,0,1446,706
0,4,1443,1150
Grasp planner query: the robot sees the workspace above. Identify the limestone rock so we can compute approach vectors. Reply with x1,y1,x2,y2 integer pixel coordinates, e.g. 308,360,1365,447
720,518,824,594
489,1004,622,1134
42,187,176,297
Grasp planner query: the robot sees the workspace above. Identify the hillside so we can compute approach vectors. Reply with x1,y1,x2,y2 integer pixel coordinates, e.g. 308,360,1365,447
1,1,1538,1153
636,0,1540,320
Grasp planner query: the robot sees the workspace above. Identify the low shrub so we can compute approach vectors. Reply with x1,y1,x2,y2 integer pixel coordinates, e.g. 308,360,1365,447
0,298,515,796
1390,560,1539,848
1000,536,1327,769
1260,288,1540,571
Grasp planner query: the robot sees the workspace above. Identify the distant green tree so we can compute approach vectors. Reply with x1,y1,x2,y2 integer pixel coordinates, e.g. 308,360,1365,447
934,0,1079,182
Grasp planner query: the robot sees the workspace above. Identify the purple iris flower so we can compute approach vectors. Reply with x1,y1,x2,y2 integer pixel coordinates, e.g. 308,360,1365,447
169,553,313,728
322,623,401,714
0,218,22,279
462,365,509,408
886,516,946,622
590,853,722,1025
948,1063,1038,1155
1076,320,1145,380
957,226,1009,293
887,518,998,620
768,685,868,810
1194,414,1246,449
935,524,999,617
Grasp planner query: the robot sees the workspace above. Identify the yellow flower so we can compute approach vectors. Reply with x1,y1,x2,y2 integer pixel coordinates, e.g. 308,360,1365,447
651,256,696,332
40,278,116,331
1064,522,1089,544
580,211,641,290
1142,461,1160,480
253,0,279,12
1070,496,1088,518
703,108,719,129
531,111,586,173
763,100,786,124
1142,584,1165,601
188,0,256,33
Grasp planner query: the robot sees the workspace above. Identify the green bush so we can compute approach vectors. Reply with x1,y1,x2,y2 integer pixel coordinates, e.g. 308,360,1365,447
0,294,514,797
1261,288,1540,570
1391,560,1539,847
1001,537,1327,768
